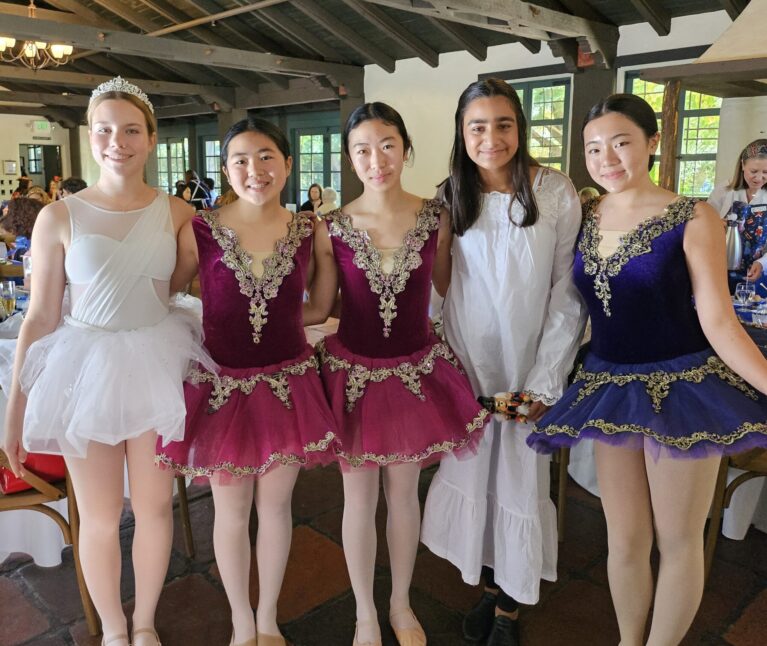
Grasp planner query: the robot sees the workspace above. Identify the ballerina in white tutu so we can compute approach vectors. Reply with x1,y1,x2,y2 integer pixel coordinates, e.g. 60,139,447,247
2,77,207,646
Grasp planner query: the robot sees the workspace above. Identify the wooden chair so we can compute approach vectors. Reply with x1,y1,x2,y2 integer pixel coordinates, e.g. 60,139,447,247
0,449,99,636
175,476,195,558
704,448,767,580
552,447,570,542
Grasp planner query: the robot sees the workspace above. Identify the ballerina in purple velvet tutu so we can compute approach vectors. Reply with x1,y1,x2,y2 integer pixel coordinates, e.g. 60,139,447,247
526,94,767,645
304,102,488,646
156,117,336,646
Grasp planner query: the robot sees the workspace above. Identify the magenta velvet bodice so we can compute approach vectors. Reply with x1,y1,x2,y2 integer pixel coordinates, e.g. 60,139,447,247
326,199,442,358
193,210,313,368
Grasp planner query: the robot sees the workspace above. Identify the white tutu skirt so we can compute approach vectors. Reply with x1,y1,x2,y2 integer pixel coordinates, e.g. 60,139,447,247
20,302,211,458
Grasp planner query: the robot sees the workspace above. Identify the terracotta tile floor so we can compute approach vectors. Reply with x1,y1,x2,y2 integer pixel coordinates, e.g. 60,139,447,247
2,320,765,644
1,467,766,646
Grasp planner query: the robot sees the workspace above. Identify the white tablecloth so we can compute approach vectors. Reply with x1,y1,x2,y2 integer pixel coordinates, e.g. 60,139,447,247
568,441,767,539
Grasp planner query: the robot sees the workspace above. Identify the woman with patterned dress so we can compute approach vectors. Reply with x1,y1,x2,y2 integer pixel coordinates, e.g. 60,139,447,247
527,94,767,645
420,79,586,646
156,118,336,646
2,78,208,646
305,102,488,646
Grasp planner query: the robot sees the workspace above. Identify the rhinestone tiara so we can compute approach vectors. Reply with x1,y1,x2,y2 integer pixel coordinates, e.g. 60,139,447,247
90,76,154,114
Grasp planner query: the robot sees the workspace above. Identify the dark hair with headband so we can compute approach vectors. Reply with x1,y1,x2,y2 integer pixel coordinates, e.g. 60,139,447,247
729,138,767,190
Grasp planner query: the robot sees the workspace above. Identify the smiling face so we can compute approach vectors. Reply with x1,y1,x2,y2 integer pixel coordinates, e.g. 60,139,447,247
223,130,292,206
347,119,408,192
89,98,155,177
742,157,767,193
583,111,659,193
461,95,519,182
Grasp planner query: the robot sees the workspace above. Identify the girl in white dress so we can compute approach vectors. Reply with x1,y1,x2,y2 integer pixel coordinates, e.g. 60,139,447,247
2,78,206,646
421,78,585,645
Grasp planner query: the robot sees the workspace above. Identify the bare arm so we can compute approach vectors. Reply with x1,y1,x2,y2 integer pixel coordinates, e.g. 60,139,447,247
3,203,68,476
303,220,338,326
686,201,767,393
431,208,452,297
170,218,200,295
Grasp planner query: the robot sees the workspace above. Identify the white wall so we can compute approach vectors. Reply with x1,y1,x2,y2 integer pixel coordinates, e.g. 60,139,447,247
364,11,734,196
0,114,71,200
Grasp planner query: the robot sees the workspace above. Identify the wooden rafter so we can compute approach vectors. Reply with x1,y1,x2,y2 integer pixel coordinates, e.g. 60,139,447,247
425,17,486,61
257,6,349,62
291,0,397,72
363,0,618,67
338,0,440,67
629,0,671,37
0,14,360,79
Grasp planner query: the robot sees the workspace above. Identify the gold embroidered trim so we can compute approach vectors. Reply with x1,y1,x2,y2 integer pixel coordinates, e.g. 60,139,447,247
326,199,441,338
155,430,335,478
203,210,313,343
188,355,320,412
533,419,767,451
316,337,462,412
579,197,698,316
335,408,489,468
523,390,558,406
571,355,758,412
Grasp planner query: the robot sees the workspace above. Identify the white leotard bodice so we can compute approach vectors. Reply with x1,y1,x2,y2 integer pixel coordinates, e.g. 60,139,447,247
63,192,176,331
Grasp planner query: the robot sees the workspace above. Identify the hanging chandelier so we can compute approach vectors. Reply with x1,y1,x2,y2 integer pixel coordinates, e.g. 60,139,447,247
0,1,73,70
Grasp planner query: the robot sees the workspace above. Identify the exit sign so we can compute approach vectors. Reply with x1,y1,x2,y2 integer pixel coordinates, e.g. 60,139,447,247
32,120,50,134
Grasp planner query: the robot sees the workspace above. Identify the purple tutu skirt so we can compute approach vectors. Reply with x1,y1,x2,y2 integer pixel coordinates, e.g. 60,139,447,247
156,344,337,483
316,333,489,470
527,348,767,460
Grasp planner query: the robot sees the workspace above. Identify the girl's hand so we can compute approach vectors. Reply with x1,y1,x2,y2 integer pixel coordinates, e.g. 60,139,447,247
526,401,550,423
3,417,27,478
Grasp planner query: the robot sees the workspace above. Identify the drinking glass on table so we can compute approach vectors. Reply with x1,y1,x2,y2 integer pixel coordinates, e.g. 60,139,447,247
735,282,756,307
0,280,15,319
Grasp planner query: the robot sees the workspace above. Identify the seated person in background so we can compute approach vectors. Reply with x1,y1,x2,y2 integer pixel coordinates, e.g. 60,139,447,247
48,176,62,200
12,176,30,199
173,180,187,199
25,185,53,206
316,186,338,216
0,197,42,260
578,186,600,204
58,177,88,198
299,183,323,212
202,177,218,206
184,169,212,210
708,139,767,280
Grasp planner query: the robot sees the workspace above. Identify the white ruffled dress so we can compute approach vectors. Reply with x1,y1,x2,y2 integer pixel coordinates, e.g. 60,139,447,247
20,192,209,458
421,168,586,604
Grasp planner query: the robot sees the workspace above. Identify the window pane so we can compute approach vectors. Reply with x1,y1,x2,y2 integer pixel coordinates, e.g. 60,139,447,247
678,160,717,197
312,135,323,153
331,153,341,173
331,133,341,153
300,136,312,154
311,155,323,172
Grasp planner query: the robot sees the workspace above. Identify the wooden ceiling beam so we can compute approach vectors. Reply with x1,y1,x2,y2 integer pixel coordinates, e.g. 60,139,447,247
0,91,90,108
257,6,346,61
0,14,359,79
364,0,618,67
719,0,747,21
338,0,440,67
425,17,486,61
629,0,671,37
291,0,397,72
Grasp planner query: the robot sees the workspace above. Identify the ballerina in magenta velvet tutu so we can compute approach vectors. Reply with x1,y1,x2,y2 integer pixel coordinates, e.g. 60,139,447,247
156,118,335,646
304,102,488,646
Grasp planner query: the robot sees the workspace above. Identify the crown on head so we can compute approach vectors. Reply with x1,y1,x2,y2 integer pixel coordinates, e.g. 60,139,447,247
90,76,154,114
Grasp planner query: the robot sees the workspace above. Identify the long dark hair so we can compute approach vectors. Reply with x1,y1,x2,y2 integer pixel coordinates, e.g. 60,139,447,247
342,102,413,159
220,117,291,167
445,78,539,235
583,94,658,171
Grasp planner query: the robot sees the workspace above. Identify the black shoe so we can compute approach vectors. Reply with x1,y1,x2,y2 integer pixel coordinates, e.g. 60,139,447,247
486,615,520,646
461,591,498,642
